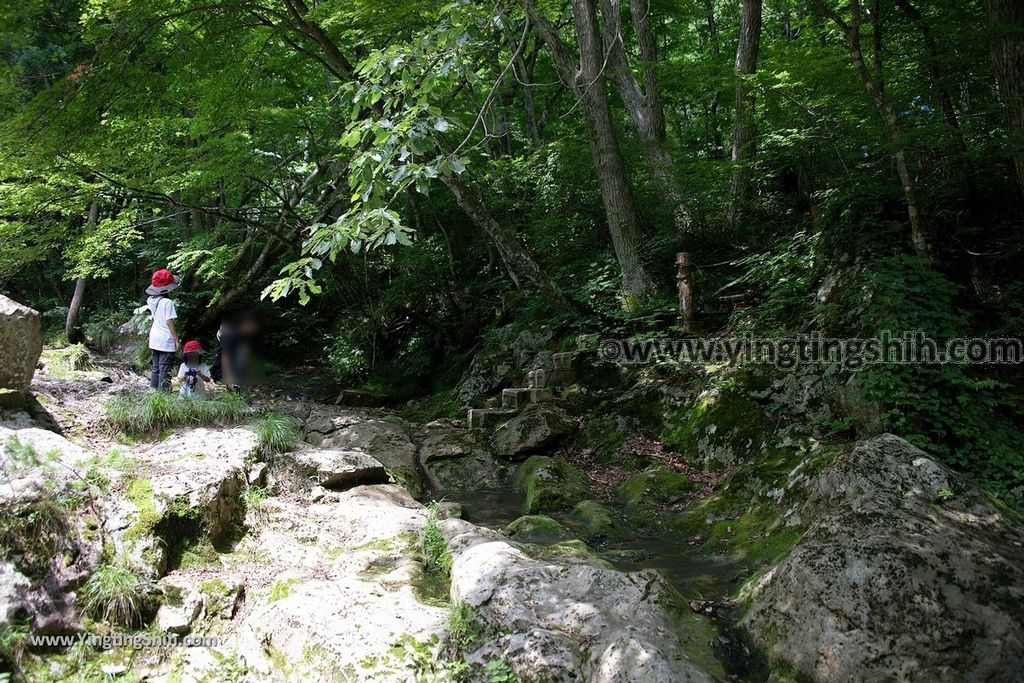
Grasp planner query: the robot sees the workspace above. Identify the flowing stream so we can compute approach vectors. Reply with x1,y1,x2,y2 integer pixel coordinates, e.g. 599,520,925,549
425,484,746,601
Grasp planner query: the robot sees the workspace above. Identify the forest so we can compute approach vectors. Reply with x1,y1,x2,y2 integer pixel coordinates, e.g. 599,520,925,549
0,0,1023,681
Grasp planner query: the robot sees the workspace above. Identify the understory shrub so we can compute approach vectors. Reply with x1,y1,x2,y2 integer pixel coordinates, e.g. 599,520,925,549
738,243,1024,502
81,309,129,353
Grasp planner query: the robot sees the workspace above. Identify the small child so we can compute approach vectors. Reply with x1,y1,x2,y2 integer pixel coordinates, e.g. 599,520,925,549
175,341,212,399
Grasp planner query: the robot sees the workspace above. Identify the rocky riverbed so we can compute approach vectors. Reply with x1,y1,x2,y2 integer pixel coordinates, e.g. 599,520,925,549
0,360,727,681
2,348,1023,682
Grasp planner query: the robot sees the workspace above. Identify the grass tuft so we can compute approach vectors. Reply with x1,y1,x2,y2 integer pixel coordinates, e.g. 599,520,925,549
243,486,271,526
0,622,29,670
106,391,250,436
253,413,300,456
82,559,154,627
446,602,483,652
421,502,452,578
45,343,93,377
243,485,269,509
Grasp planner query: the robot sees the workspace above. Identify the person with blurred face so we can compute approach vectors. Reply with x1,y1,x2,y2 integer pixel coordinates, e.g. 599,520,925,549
218,310,261,396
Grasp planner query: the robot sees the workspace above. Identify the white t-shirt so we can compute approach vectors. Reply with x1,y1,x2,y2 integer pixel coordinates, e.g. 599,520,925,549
147,296,177,352
176,362,211,398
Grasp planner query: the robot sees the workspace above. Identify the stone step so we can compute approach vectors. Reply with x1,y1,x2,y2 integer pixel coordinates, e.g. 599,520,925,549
529,388,553,403
502,387,554,409
502,388,532,410
467,408,518,429
549,352,575,385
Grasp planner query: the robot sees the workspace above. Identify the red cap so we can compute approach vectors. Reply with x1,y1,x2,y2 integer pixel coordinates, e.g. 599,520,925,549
151,269,176,287
182,340,203,354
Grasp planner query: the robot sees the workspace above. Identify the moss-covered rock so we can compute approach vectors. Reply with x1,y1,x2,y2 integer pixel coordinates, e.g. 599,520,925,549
568,500,621,538
123,477,160,540
666,445,836,565
616,465,697,508
661,388,768,468
494,404,574,459
522,539,612,567
579,415,630,463
514,456,593,513
198,576,244,620
505,515,575,545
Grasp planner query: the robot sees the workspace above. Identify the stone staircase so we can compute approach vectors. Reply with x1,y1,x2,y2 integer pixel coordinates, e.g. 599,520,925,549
467,351,574,428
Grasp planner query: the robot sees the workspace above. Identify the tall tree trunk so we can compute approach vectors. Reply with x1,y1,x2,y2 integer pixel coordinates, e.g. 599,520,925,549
572,0,657,301
442,174,584,314
524,0,657,303
703,0,725,157
515,42,543,146
984,0,1024,196
894,0,975,199
599,0,699,238
813,0,931,259
727,0,763,227
65,278,88,344
65,201,99,344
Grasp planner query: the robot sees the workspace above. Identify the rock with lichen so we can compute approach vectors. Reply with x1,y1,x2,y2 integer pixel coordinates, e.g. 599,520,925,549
448,529,719,682
493,404,574,459
515,456,593,514
742,433,1024,681
0,295,42,409
661,388,767,467
617,465,697,508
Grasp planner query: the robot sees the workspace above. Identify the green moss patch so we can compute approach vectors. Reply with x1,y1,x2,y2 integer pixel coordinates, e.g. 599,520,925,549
617,465,698,508
123,478,160,540
568,500,622,539
579,416,628,464
122,478,232,571
524,539,611,567
269,578,298,602
668,445,839,565
359,555,401,578
661,389,767,467
505,515,575,545
514,456,594,513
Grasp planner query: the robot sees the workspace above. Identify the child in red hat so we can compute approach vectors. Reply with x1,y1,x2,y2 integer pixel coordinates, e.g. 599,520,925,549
174,340,212,398
146,268,181,389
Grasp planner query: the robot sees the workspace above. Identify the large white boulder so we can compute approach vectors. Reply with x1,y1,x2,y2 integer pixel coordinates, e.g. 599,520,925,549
271,446,387,491
742,434,1024,681
448,530,715,682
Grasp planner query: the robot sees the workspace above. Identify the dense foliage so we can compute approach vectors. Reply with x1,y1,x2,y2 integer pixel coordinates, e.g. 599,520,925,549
1,0,1022,497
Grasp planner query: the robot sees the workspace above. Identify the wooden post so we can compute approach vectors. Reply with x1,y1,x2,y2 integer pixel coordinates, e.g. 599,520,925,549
676,252,694,333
